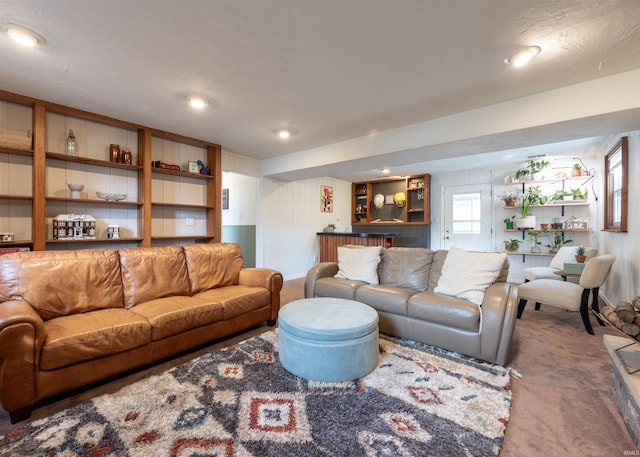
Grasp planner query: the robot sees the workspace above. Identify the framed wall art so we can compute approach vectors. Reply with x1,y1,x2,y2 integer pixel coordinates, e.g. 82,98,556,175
321,185,333,212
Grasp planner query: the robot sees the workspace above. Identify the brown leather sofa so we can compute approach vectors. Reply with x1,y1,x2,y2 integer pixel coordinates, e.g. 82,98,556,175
305,247,518,366
0,242,282,423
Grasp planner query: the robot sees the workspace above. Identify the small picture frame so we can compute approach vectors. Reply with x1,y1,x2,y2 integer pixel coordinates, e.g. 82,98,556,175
188,161,199,173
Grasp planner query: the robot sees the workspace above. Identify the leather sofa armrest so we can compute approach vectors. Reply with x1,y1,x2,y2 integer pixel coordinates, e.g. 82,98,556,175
479,282,518,366
0,300,46,413
238,268,284,321
305,262,339,298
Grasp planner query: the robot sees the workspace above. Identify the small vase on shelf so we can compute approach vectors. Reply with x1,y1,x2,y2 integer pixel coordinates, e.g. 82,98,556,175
65,129,78,156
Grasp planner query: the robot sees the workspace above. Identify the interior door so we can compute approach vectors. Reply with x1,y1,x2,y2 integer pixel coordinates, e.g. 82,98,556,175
443,183,493,252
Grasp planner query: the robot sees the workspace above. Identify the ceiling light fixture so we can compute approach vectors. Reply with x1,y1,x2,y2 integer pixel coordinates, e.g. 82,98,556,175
505,46,541,68
5,23,46,47
275,128,296,139
186,95,208,109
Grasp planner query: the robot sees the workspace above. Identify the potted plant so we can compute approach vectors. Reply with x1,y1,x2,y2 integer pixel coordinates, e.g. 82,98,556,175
570,188,582,199
551,189,571,203
514,168,530,182
528,159,550,181
544,229,572,254
571,163,583,177
515,187,544,229
504,239,521,252
551,216,563,229
526,230,543,253
323,223,337,233
498,191,520,207
504,215,515,229
575,246,587,263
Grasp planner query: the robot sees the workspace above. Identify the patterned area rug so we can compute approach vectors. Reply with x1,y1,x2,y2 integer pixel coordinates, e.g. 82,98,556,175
0,330,512,456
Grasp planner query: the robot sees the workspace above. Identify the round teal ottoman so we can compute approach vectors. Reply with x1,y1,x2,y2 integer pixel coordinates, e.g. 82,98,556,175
278,297,379,382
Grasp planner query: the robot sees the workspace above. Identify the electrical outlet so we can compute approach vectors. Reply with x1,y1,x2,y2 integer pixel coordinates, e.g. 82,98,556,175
186,217,195,227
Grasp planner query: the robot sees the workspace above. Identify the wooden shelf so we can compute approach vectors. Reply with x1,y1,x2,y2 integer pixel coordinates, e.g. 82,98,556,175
506,175,593,186
0,194,32,200
151,235,214,240
151,167,214,180
151,202,214,209
0,146,33,157
0,89,223,251
0,240,33,246
46,237,144,243
46,151,142,171
47,197,142,206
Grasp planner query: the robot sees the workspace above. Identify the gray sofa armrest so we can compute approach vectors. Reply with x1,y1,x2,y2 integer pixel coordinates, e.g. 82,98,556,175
479,282,519,365
305,262,339,298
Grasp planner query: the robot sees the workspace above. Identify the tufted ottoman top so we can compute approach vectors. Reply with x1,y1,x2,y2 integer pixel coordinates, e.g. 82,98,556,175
279,297,378,341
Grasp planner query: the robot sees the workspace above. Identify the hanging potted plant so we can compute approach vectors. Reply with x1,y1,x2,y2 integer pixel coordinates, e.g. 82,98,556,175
503,239,521,252
575,246,587,263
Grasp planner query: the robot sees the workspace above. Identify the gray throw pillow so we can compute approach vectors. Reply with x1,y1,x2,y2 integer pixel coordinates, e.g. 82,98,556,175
379,247,433,291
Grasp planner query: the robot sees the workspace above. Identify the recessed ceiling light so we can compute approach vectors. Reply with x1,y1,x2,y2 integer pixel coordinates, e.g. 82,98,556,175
275,128,296,139
186,95,208,109
5,23,46,47
505,46,541,68
382,168,390,174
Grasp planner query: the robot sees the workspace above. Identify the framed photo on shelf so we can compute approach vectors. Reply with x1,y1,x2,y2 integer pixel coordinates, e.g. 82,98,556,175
188,161,199,173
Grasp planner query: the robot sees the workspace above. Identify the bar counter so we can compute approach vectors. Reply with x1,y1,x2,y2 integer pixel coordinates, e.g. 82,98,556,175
316,232,399,262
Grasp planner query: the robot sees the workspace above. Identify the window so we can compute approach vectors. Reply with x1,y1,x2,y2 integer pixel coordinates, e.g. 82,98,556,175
452,192,481,234
604,137,628,232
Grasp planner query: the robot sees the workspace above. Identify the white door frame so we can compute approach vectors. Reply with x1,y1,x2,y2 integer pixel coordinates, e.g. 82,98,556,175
441,182,494,252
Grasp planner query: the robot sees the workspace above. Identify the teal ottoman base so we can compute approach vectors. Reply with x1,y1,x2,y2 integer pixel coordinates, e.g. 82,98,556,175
278,297,379,382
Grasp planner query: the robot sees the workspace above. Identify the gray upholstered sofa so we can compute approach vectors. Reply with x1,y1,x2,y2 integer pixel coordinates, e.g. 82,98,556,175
305,246,518,365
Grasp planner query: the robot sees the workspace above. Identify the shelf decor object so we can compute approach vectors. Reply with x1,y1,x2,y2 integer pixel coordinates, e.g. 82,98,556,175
96,192,127,202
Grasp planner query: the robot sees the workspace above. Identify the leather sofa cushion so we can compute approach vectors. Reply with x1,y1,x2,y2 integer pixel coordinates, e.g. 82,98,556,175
119,246,191,309
427,250,449,291
314,277,366,300
130,296,222,340
408,292,480,332
41,308,151,370
184,243,244,294
356,285,419,315
0,249,125,320
380,247,433,291
195,285,271,320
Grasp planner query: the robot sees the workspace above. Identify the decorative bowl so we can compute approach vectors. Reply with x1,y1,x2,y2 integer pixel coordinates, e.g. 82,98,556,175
96,192,127,201
67,183,84,191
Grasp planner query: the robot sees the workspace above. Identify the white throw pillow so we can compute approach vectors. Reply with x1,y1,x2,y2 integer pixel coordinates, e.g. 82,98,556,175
335,245,382,285
434,246,506,306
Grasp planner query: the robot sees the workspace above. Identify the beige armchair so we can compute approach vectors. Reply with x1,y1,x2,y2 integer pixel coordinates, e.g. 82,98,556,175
522,246,597,282
517,254,615,334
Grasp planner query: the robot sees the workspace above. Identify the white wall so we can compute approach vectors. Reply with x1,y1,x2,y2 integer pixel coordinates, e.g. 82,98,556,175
259,176,351,279
221,172,257,226
597,131,640,307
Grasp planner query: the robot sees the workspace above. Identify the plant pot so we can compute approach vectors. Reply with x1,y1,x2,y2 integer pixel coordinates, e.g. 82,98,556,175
504,198,516,207
515,216,536,229
563,195,574,201
505,220,514,229
531,246,541,253
575,255,587,263
531,172,543,181
540,223,549,229
553,223,563,229
571,169,582,177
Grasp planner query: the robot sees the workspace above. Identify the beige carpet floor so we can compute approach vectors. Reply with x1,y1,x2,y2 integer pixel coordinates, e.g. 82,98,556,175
1,278,637,456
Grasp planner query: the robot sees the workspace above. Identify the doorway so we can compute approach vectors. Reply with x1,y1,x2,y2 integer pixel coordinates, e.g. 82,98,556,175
443,183,493,252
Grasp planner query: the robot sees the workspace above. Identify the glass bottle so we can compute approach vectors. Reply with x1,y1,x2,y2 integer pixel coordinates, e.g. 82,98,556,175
65,129,78,156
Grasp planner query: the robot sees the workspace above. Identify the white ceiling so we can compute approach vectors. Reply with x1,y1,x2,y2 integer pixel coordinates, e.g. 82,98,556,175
2,0,640,181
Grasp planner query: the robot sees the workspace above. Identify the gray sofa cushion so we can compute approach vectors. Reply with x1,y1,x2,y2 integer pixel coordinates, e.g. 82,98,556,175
315,277,367,300
427,250,449,291
356,284,420,315
408,291,480,332
380,247,433,291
